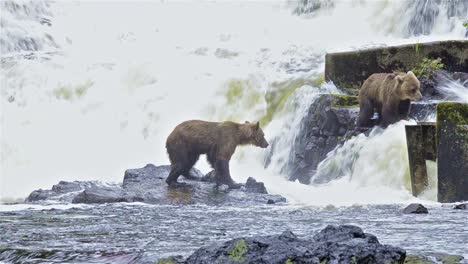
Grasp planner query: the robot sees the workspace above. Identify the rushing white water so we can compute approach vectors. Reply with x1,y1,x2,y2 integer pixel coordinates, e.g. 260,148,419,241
1,0,467,203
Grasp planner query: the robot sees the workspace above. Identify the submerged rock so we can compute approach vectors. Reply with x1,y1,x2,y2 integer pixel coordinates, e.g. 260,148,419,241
405,253,465,264
453,203,467,210
403,203,428,214
185,225,406,264
25,164,285,206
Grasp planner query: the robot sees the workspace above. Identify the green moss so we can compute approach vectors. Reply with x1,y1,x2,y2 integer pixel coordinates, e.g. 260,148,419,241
228,239,248,262
311,73,325,87
437,254,464,264
412,57,444,78
351,256,358,264
319,258,329,264
53,80,93,101
156,258,176,264
463,21,468,27
437,102,468,126
415,42,421,54
285,259,294,264
331,94,359,108
225,80,245,105
403,255,432,264
259,79,305,126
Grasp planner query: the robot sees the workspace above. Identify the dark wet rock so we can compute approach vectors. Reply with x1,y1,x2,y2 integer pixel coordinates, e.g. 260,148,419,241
200,170,216,183
185,225,406,264
408,102,437,121
403,203,428,214
25,181,98,202
453,203,467,210
244,177,267,194
418,70,468,100
287,94,359,184
267,199,275,204
26,164,285,206
282,92,439,185
71,187,144,204
157,255,186,264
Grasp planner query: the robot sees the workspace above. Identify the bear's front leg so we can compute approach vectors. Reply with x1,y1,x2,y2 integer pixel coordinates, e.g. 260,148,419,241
215,160,242,189
381,101,400,128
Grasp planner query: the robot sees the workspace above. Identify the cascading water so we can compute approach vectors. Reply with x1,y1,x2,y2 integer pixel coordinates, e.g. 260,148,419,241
1,0,467,204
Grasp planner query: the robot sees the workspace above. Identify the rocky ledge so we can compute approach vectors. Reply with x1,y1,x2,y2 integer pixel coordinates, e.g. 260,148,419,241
159,225,406,264
25,164,286,206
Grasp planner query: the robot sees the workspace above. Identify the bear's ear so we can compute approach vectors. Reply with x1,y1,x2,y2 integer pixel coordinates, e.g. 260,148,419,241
406,71,416,78
396,74,404,83
255,121,260,131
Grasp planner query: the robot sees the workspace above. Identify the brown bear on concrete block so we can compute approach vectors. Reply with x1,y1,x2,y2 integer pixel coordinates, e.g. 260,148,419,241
357,71,422,128
165,120,269,189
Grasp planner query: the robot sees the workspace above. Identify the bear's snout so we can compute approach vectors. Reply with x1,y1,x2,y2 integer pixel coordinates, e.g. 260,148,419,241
260,140,269,148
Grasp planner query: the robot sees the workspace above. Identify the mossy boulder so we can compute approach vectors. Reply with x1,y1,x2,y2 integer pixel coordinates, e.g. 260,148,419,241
330,94,359,108
185,225,405,264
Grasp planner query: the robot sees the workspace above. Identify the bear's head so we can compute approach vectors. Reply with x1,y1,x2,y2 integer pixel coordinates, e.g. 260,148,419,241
241,121,269,148
397,71,422,101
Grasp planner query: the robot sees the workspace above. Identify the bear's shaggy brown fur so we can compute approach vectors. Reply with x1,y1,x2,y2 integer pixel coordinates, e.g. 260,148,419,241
357,71,422,128
165,120,269,188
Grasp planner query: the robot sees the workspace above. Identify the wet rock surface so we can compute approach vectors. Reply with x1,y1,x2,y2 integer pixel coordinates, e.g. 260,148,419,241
418,70,468,100
286,94,436,184
288,94,359,184
403,203,429,214
25,181,100,202
25,164,286,206
183,225,406,264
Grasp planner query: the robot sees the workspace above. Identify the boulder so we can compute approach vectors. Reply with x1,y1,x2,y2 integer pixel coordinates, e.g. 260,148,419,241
403,203,428,214
244,177,267,194
286,93,439,185
25,164,286,206
185,225,406,264
287,94,359,184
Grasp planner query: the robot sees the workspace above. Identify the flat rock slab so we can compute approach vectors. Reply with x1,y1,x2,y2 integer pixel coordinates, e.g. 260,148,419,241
184,225,406,264
25,164,286,206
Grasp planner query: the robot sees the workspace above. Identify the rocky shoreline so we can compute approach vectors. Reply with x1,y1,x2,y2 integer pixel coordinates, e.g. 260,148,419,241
25,164,286,206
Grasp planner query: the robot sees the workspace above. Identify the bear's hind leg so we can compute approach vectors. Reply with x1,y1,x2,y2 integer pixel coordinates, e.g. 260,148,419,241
166,165,184,186
181,153,201,180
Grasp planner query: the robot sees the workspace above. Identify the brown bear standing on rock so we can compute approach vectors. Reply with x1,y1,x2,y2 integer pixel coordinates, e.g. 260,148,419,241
165,120,269,189
357,71,422,128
